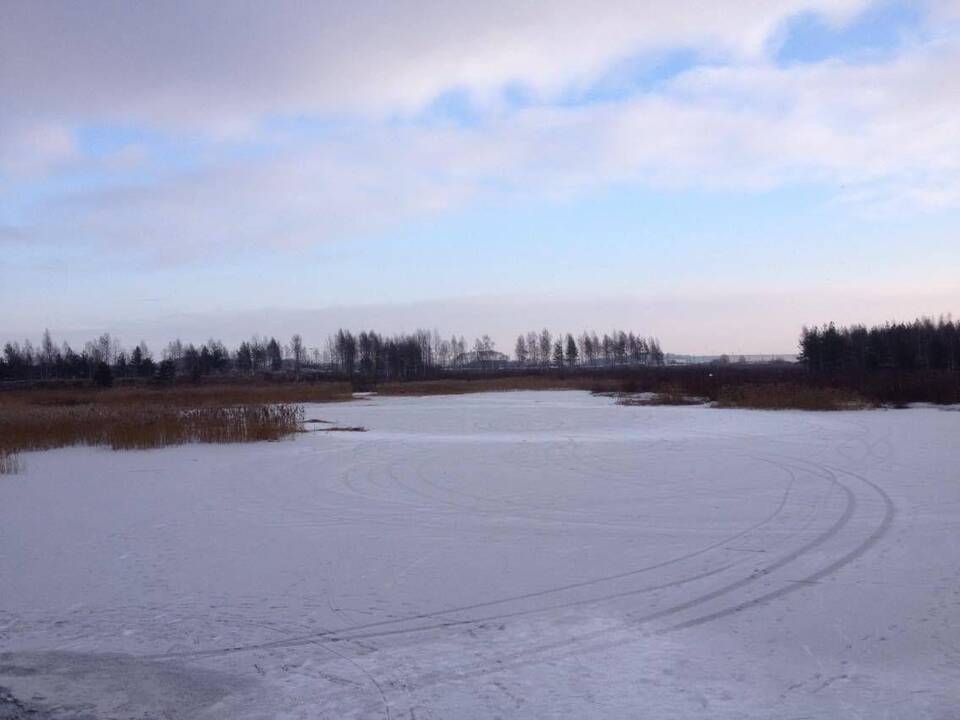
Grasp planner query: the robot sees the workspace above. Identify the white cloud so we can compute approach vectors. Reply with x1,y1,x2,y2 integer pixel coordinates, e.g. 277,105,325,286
4,0,960,262
2,0,869,129
14,27,957,260
0,122,77,178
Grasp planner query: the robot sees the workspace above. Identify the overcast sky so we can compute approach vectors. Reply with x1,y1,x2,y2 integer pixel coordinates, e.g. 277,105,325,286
2,0,959,354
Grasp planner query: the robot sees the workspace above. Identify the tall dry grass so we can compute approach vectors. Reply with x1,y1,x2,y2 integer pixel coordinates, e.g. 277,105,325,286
0,450,22,474
0,385,325,473
715,384,869,411
3,382,352,409
0,373,884,475
374,376,602,396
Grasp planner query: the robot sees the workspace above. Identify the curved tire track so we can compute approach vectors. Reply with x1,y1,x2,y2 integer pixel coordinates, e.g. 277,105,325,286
144,454,831,662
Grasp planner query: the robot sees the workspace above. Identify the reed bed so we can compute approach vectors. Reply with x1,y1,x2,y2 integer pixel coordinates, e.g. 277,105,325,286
3,382,352,409
0,449,22,474
374,376,602,396
0,397,305,474
715,384,869,411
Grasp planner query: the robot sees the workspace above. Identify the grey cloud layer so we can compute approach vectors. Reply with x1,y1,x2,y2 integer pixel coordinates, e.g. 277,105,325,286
3,0,868,125
3,0,959,259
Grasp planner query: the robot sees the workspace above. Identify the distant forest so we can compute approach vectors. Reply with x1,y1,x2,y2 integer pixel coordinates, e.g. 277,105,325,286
0,328,665,385
800,317,960,374
3,317,958,390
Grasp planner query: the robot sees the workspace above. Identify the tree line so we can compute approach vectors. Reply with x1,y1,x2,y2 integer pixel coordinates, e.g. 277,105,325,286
800,317,960,374
8,317,958,387
0,327,665,384
513,329,664,368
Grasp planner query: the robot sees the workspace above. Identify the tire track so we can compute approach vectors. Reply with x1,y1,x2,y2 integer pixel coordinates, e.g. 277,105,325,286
390,458,893,690
143,454,820,662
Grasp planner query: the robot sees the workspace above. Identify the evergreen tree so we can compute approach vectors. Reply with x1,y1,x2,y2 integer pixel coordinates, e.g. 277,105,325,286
565,334,578,366
552,339,564,367
92,361,113,388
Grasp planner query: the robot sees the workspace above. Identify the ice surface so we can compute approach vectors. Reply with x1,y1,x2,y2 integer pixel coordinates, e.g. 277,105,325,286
1,391,958,718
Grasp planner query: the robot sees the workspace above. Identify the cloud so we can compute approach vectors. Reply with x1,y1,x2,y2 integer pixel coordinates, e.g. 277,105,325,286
0,122,77,178
2,1,870,130
12,24,956,263
3,0,959,266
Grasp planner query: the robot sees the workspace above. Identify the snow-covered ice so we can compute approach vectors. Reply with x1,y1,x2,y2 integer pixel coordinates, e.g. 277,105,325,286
1,391,959,718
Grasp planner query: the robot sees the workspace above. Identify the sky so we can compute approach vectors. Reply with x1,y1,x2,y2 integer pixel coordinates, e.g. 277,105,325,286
2,0,959,355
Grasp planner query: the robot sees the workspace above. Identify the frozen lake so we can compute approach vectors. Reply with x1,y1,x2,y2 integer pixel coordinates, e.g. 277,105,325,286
1,391,959,718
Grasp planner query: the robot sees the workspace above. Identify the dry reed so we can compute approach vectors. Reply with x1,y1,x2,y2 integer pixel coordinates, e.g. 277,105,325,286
715,384,869,411
2,382,352,409
0,388,310,474
0,450,22,474
375,376,601,396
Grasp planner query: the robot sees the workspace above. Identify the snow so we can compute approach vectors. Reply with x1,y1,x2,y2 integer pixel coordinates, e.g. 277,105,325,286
1,390,959,719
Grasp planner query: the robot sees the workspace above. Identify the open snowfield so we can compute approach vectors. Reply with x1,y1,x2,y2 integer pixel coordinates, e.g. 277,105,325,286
1,390,959,719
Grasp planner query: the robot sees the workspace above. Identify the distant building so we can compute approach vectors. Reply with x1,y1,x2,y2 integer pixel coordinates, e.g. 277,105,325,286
453,350,510,370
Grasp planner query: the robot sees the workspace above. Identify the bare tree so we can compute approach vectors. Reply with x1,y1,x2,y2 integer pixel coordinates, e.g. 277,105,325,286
648,337,664,366
515,335,528,364
437,338,451,367
578,332,593,366
526,331,539,365
334,329,357,375
473,335,494,354
431,330,444,367
164,338,183,364
39,329,55,379
539,329,552,367
614,331,627,364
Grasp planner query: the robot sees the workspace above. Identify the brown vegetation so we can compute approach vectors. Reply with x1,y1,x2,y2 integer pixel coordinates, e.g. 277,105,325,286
1,381,352,408
1,362,938,475
0,450,21,475
374,376,603,396
0,401,303,454
715,383,869,411
0,384,340,474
